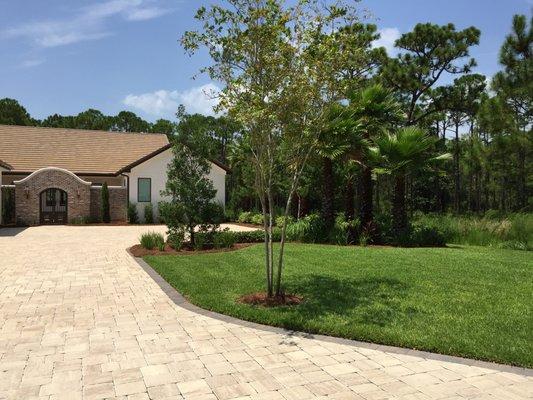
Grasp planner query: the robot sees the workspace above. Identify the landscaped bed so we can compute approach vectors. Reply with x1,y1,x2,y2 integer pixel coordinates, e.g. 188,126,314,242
143,243,533,368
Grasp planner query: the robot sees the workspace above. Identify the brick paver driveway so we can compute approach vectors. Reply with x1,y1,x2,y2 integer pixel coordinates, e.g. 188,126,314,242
0,226,531,400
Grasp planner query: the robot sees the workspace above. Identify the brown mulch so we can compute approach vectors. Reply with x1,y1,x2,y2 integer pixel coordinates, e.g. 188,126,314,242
128,242,253,257
238,292,303,307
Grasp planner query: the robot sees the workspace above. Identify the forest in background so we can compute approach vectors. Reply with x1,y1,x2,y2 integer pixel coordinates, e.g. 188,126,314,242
1,11,531,249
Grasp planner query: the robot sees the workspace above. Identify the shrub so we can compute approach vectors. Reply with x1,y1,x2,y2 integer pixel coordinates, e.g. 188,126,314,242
275,215,294,227
70,216,90,225
237,211,253,223
140,231,165,250
213,229,237,249
409,224,446,247
101,182,110,223
286,214,327,243
167,227,185,250
412,213,532,250
250,213,264,225
128,202,139,224
194,231,212,250
144,203,154,224
232,228,281,243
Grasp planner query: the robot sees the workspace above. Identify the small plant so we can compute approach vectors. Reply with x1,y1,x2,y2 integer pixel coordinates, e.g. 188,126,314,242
70,216,90,225
250,213,265,225
275,215,294,227
128,202,139,224
213,229,236,249
144,203,154,224
101,182,110,223
237,211,253,223
140,231,165,250
167,227,185,250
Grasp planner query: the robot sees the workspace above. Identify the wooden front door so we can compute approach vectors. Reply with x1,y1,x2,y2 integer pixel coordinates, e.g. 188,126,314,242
40,188,68,224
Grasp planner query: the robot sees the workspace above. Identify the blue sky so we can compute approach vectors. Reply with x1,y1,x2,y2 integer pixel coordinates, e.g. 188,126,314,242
0,0,531,122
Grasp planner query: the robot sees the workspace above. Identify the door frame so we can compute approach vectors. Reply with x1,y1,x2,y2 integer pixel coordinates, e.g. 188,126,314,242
39,188,68,225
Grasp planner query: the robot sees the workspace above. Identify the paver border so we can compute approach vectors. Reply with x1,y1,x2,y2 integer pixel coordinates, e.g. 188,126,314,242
130,251,533,377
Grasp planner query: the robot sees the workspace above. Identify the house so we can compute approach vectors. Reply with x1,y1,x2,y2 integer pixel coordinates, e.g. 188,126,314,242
0,125,228,226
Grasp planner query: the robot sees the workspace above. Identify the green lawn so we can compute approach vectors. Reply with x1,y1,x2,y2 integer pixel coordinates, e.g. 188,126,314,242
144,244,533,368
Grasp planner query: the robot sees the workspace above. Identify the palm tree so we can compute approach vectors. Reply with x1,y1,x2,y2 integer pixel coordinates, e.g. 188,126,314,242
318,84,401,241
372,127,450,236
348,85,401,230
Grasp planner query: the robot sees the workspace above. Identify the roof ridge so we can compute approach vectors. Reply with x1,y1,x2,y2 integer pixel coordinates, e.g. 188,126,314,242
0,124,170,140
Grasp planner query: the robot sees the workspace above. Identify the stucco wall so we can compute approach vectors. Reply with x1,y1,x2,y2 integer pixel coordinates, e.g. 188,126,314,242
127,148,226,223
14,168,91,226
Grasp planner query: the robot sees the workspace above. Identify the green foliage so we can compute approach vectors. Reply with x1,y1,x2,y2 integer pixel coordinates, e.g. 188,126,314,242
167,227,185,250
213,229,237,249
160,144,222,246
413,213,532,250
1,187,15,225
232,229,281,243
69,216,91,225
144,203,154,224
140,232,165,251
0,98,35,126
275,215,295,227
250,213,264,226
101,182,110,223
286,214,328,243
128,202,139,224
110,111,150,132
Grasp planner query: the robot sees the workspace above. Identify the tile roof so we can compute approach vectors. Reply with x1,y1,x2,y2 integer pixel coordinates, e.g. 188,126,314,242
0,159,12,170
0,125,170,175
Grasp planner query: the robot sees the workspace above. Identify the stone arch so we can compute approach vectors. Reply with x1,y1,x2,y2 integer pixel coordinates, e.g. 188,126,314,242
14,167,91,226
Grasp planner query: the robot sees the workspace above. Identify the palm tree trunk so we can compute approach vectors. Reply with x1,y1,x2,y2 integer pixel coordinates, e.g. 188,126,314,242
360,166,374,229
345,175,356,243
392,173,407,236
321,157,334,228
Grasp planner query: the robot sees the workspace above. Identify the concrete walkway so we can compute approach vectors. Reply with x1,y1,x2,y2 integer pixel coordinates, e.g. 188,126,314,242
0,225,531,400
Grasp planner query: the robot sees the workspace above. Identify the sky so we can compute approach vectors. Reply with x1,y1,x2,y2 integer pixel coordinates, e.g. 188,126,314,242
0,0,531,122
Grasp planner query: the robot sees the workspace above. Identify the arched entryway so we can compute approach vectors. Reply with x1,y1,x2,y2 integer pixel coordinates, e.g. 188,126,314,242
40,188,68,224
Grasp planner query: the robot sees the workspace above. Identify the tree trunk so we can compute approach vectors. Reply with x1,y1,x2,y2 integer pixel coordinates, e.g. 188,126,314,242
453,122,460,213
359,166,374,230
345,175,356,244
518,147,526,210
321,157,335,228
392,173,407,236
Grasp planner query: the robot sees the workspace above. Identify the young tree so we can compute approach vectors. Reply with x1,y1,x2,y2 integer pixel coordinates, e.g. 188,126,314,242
182,0,365,298
101,182,110,223
160,144,222,247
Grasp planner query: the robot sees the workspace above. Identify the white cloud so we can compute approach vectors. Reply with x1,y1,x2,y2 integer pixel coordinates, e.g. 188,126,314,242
20,58,45,68
372,27,401,54
123,83,221,117
2,0,171,48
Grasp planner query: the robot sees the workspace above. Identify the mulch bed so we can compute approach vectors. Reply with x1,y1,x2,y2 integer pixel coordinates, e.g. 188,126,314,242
238,292,303,307
129,243,253,257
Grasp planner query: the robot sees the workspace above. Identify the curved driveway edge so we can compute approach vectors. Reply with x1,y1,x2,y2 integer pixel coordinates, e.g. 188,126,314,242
132,253,533,378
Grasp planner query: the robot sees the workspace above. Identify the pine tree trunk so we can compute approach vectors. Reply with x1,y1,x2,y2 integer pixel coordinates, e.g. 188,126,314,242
453,122,461,213
518,147,526,210
392,173,407,236
321,157,334,228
